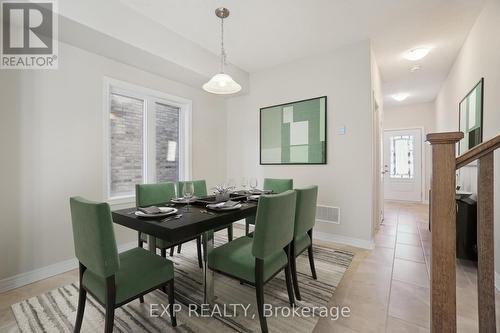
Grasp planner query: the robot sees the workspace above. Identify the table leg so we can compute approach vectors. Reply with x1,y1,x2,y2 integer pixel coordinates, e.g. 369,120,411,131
202,230,214,304
147,235,156,253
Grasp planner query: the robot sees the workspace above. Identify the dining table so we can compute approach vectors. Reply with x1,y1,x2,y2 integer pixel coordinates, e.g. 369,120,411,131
111,195,258,305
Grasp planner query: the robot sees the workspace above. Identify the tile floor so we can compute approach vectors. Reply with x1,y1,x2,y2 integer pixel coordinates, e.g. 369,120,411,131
313,200,500,332
1,201,499,332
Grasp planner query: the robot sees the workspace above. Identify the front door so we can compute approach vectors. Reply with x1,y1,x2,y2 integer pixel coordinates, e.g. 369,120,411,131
383,128,422,202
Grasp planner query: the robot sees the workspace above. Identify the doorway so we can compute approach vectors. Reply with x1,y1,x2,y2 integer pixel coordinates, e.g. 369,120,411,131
383,128,423,202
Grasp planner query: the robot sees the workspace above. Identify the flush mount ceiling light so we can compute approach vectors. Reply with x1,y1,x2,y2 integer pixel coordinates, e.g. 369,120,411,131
202,7,242,95
392,93,409,102
404,47,430,61
410,64,422,72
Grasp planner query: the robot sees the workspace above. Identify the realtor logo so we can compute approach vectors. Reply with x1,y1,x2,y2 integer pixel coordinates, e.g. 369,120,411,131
1,0,58,69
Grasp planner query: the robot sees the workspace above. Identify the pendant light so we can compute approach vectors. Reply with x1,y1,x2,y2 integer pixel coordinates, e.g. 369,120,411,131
202,7,242,95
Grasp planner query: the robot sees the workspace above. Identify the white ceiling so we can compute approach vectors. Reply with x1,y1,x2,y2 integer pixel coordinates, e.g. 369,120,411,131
120,0,485,106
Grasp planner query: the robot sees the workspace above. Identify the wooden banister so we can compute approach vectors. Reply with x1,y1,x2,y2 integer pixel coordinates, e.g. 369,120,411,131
456,133,500,169
477,152,496,332
427,132,463,333
427,131,498,333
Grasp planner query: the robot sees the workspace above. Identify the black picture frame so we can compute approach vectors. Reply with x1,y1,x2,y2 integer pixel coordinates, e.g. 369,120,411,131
458,78,484,156
259,96,327,165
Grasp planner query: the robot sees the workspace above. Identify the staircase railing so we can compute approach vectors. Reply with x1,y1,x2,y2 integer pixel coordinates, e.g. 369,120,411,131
427,132,500,332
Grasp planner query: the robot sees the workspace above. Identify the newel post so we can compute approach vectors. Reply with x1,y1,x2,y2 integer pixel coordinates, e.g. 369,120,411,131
426,132,463,333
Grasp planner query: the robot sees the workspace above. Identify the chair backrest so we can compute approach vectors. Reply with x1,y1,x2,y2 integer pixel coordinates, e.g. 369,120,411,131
252,190,297,259
263,178,293,194
294,186,319,237
135,182,176,207
69,197,119,278
177,180,207,197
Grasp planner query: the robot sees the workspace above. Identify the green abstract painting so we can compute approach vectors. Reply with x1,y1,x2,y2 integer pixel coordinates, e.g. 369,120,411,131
260,96,327,164
458,79,483,155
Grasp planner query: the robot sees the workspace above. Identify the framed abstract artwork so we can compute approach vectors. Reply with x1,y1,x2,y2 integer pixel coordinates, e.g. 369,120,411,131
260,96,327,165
458,78,484,155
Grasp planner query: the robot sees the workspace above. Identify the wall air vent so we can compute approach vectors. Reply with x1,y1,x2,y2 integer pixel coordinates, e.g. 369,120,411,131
316,205,340,224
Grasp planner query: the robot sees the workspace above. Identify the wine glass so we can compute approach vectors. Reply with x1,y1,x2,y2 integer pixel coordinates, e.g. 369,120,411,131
227,178,236,192
183,181,194,212
250,178,258,192
241,177,248,192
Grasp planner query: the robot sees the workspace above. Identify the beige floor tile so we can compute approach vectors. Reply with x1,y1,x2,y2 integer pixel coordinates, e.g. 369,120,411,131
375,234,396,249
386,316,429,332
388,280,430,329
393,259,429,287
398,224,419,234
397,233,421,246
395,244,425,263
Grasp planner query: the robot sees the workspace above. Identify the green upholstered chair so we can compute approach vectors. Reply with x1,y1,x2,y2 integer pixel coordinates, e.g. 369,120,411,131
290,186,318,301
136,182,203,267
69,197,177,333
209,190,297,333
178,180,234,242
245,178,294,235
177,179,208,197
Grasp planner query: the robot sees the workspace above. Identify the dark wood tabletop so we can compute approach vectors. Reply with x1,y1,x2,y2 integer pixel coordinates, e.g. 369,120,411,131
112,200,257,243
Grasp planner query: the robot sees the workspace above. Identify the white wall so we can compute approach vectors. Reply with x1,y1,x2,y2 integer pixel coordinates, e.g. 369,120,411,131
225,40,376,246
434,0,500,276
0,41,227,281
384,102,436,202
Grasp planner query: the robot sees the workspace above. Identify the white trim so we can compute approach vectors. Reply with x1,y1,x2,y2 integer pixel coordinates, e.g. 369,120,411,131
0,242,136,293
102,77,193,202
313,231,375,250
495,271,500,292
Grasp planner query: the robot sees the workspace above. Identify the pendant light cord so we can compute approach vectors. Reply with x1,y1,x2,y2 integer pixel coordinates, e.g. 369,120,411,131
220,16,226,73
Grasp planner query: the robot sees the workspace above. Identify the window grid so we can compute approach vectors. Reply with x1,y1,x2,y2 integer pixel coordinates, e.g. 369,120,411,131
390,135,414,179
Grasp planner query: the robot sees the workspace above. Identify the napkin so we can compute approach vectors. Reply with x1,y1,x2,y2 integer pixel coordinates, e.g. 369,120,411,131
138,206,162,214
216,200,239,208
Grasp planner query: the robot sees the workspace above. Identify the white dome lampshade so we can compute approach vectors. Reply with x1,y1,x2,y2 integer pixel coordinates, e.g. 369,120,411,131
203,73,242,95
203,7,242,95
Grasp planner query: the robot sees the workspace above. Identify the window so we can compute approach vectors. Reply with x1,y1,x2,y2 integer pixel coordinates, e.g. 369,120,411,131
105,79,191,201
390,135,414,179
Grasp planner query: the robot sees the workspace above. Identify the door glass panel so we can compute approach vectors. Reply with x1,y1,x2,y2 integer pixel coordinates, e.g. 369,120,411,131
390,135,414,179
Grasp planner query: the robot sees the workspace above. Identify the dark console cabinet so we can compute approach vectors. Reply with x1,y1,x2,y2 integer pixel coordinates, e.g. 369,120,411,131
456,197,477,261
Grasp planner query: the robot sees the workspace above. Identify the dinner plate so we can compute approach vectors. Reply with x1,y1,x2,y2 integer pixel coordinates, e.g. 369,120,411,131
171,197,197,204
206,203,242,211
135,207,178,218
249,189,272,195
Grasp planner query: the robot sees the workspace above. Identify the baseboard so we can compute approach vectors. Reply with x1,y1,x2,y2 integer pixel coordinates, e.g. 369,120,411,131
0,241,136,293
313,231,375,250
495,271,500,292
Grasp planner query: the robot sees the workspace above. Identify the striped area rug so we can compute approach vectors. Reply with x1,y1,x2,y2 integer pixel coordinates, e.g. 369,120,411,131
12,235,353,333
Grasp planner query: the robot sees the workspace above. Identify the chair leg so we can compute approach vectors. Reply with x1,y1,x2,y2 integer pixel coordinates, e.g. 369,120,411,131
290,243,301,301
255,259,268,333
177,244,182,254
138,232,143,248
169,247,175,256
161,248,166,258
284,245,295,306
104,276,116,333
307,246,317,280
227,224,233,242
245,221,250,236
168,280,177,327
104,306,115,333
74,287,86,332
196,237,203,268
